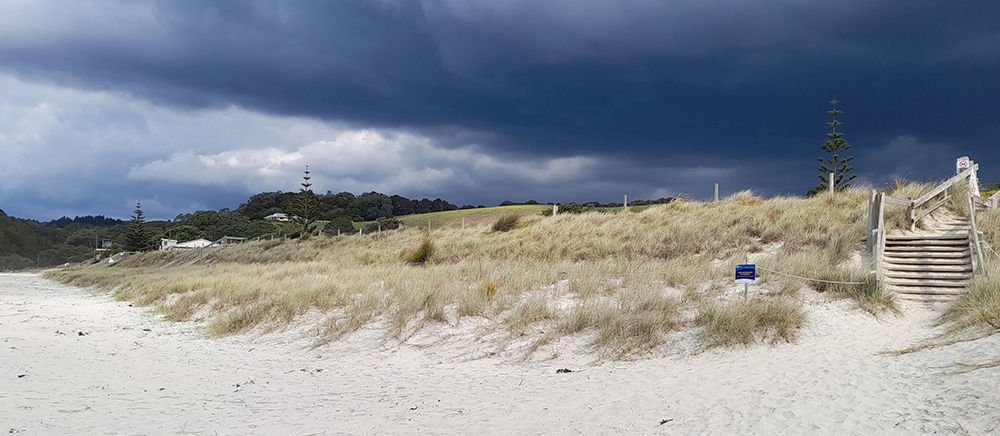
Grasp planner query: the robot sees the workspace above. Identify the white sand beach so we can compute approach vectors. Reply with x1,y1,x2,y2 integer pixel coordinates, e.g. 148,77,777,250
2,272,999,435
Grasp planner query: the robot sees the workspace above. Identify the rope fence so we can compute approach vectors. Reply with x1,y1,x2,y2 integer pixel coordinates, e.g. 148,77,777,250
527,264,871,285
754,265,870,285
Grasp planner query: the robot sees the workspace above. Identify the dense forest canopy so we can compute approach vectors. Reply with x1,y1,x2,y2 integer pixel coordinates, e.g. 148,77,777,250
46,215,126,228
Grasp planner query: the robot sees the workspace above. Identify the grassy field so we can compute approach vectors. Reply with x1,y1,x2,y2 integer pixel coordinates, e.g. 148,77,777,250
51,186,986,359
354,205,551,230
354,204,658,230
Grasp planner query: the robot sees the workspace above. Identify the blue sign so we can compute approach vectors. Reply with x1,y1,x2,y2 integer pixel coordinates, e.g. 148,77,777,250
735,264,756,284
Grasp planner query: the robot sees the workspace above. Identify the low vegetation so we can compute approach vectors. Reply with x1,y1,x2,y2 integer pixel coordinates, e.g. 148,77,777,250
939,264,1000,333
814,268,898,316
696,298,806,348
45,187,904,359
406,238,435,264
490,214,521,232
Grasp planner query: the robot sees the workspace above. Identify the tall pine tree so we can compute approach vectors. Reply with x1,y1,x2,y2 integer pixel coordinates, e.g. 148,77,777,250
809,96,856,196
286,165,319,232
121,201,151,251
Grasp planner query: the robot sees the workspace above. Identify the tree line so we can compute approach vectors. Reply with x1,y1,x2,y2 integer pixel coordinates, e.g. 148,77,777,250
0,190,469,268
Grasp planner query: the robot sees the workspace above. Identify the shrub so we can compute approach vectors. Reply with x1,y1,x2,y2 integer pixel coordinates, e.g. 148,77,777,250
727,190,764,206
491,214,521,232
259,240,283,250
940,266,1000,332
561,288,682,358
364,217,402,233
406,238,435,264
814,268,898,315
696,298,805,348
507,295,553,334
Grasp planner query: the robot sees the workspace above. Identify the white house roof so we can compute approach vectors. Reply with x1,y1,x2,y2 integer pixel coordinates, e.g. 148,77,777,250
174,238,214,248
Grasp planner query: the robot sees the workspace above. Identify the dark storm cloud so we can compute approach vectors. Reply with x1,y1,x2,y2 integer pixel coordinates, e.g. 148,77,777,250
1,0,999,219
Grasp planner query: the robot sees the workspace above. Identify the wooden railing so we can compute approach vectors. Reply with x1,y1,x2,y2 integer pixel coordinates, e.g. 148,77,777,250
907,165,978,226
873,165,993,230
968,193,988,277
867,190,887,283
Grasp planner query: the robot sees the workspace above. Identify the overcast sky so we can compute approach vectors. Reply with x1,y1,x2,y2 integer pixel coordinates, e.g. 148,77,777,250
1,0,998,221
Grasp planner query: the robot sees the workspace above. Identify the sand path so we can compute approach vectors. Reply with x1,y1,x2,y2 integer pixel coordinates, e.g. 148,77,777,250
2,273,999,435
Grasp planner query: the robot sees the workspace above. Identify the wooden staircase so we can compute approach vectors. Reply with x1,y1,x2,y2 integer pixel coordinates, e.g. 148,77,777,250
882,215,973,302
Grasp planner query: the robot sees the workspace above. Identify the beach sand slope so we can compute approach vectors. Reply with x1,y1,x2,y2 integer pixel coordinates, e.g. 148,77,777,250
1,273,998,435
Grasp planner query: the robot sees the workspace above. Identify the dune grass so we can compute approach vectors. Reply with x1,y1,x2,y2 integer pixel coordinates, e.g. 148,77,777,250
814,268,899,315
696,297,806,348
491,214,521,232
939,264,1000,332
44,187,882,358
372,205,550,230
405,238,435,263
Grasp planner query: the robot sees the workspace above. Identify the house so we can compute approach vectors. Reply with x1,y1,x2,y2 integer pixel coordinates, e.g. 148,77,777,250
160,238,217,251
264,213,290,222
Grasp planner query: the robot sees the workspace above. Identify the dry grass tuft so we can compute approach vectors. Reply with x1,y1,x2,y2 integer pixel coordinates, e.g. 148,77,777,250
695,298,805,348
815,268,898,315
507,295,553,334
594,288,681,358
406,238,435,264
940,265,1000,332
491,214,521,232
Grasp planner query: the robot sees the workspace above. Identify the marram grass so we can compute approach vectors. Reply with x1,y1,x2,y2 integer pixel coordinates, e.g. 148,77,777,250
45,187,896,358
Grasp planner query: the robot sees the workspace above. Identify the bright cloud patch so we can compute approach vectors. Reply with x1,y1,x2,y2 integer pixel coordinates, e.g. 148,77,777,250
128,129,602,197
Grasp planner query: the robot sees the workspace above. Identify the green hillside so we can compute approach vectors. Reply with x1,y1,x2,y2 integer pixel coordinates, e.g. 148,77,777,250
0,212,93,269
355,205,551,230
355,204,659,230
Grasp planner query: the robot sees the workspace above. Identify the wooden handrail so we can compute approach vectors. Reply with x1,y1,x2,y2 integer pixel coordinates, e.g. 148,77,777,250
870,192,887,284
882,196,912,207
912,165,976,210
972,195,993,208
968,193,987,276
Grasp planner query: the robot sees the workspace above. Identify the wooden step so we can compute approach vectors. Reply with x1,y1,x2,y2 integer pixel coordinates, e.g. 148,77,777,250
883,264,971,273
895,294,958,303
884,274,972,283
886,235,969,242
885,242,969,253
886,286,964,296
883,251,970,259
883,278,970,287
885,239,968,246
881,258,971,266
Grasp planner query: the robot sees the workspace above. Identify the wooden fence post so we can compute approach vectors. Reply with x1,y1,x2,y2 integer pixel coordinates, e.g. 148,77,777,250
829,173,834,195
867,189,875,252
714,183,719,202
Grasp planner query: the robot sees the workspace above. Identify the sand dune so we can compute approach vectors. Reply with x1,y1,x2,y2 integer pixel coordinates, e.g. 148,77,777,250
2,272,998,435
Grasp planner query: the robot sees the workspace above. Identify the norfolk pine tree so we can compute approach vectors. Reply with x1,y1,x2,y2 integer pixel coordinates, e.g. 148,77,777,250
809,96,856,196
287,165,319,233
121,201,151,251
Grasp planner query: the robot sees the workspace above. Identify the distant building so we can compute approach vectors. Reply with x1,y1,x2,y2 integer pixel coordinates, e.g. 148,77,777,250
264,213,290,222
160,238,217,251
